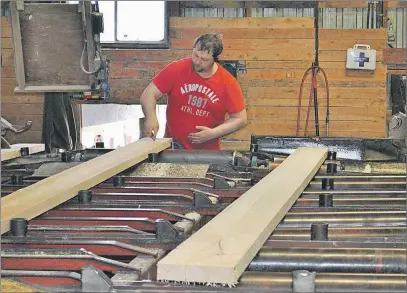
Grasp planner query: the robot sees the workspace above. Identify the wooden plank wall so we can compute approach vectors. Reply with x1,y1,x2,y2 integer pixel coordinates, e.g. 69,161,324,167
1,17,44,144
105,17,387,140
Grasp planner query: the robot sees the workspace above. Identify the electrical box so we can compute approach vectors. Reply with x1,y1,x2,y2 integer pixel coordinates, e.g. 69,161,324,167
346,44,376,70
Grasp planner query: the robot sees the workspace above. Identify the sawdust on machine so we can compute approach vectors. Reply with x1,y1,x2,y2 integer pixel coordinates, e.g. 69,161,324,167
130,163,209,178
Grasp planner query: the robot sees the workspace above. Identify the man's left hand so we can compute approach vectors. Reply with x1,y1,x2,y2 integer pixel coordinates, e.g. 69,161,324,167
188,126,215,144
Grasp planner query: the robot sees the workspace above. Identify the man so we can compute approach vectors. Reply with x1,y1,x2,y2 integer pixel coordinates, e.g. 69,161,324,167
140,33,247,150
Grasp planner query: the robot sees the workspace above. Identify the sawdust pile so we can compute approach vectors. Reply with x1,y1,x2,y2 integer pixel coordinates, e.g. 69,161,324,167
130,163,209,178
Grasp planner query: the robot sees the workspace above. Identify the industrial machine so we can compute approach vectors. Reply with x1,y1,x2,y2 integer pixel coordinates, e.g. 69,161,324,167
1,136,406,293
79,2,110,100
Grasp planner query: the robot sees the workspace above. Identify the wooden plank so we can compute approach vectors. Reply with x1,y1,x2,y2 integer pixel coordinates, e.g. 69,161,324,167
319,29,386,40
228,129,385,140
1,143,45,161
239,79,386,89
247,60,384,69
1,66,16,78
10,143,44,154
1,38,13,49
245,96,386,108
1,25,12,38
318,51,383,62
157,147,328,284
0,93,44,104
222,49,314,61
244,86,386,102
1,48,14,67
239,66,387,82
1,149,21,161
383,48,406,65
227,120,386,139
1,279,46,293
10,2,25,90
170,27,315,39
105,48,315,62
319,39,386,51
1,102,43,116
171,39,315,51
246,106,385,121
1,17,11,27
104,49,191,61
170,17,315,29
1,138,172,234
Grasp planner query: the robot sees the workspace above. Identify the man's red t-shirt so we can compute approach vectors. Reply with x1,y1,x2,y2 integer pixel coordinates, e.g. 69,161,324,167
152,57,245,150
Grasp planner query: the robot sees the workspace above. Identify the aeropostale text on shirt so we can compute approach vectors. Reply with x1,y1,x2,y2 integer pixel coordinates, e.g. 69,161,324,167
180,83,220,103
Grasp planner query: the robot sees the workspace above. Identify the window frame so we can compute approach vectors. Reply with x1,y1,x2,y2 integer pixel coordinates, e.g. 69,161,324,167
100,0,169,49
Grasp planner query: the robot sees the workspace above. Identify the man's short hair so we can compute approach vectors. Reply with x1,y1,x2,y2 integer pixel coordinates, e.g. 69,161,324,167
193,33,223,62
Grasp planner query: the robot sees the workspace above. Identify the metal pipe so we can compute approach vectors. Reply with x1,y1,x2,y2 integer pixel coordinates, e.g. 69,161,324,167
157,150,237,166
283,211,406,225
271,227,405,239
240,272,406,292
248,247,406,274
1,269,82,280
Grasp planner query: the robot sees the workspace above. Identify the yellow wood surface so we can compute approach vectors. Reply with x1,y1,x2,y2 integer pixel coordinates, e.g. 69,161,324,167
157,147,328,284
1,279,47,293
1,144,45,162
1,138,171,234
1,149,21,161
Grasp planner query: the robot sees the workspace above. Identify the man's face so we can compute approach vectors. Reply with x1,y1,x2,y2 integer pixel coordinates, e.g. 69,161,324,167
192,47,215,73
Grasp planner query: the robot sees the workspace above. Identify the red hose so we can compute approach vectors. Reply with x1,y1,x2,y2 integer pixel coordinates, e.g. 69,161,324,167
296,64,330,136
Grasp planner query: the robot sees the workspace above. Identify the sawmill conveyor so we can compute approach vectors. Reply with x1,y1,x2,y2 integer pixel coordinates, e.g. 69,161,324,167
0,136,406,293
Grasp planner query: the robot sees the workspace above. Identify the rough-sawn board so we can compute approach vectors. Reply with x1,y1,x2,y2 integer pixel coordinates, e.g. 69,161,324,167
1,138,172,234
157,147,328,285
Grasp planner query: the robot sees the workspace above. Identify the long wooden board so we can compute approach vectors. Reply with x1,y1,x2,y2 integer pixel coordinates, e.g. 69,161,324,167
1,143,45,162
157,147,328,285
1,138,171,234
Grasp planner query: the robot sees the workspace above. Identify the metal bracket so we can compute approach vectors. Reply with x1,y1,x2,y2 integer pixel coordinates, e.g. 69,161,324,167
322,178,334,191
148,153,159,163
113,176,126,187
292,270,316,293
11,174,24,185
20,147,30,156
213,177,230,189
155,219,179,241
311,223,328,241
193,191,216,208
77,190,93,204
81,266,113,292
10,218,28,237
61,151,75,162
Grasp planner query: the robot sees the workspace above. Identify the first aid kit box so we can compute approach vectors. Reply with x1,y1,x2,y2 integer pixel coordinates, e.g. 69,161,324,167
346,44,376,70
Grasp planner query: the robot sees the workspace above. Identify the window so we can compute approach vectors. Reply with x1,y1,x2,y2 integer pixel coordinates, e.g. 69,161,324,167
70,1,168,49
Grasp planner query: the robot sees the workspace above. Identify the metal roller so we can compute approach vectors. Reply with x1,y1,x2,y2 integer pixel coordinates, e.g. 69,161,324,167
240,272,407,292
247,247,406,273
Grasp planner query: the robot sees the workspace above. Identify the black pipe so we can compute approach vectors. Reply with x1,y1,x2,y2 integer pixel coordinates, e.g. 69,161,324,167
313,4,320,136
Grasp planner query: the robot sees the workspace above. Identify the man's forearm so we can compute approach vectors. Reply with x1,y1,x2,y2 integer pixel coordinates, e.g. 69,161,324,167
140,92,157,120
141,99,157,119
211,117,246,139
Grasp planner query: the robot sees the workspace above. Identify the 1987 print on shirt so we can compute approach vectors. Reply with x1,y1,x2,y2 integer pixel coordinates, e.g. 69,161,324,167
180,83,220,118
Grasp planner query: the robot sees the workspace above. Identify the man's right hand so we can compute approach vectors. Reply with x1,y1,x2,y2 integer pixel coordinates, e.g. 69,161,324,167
144,118,159,140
